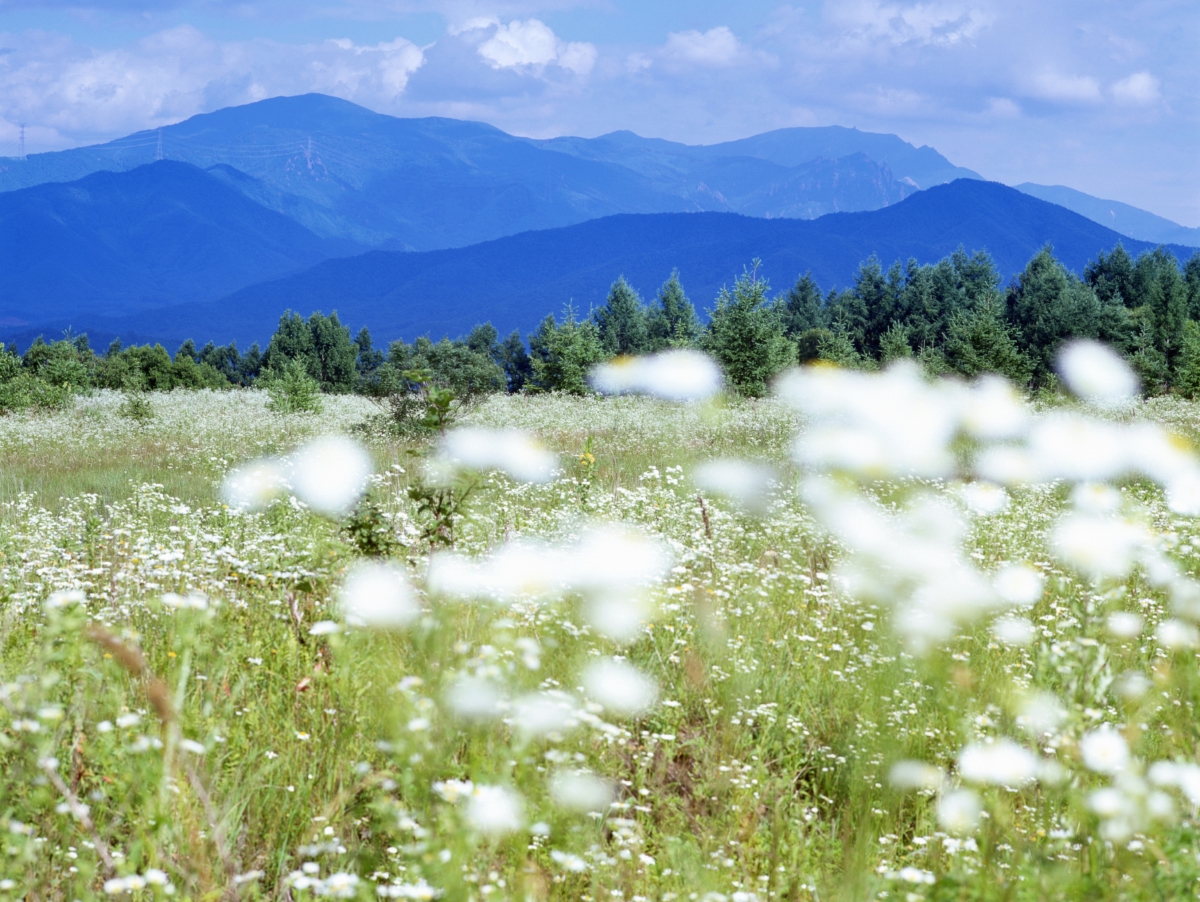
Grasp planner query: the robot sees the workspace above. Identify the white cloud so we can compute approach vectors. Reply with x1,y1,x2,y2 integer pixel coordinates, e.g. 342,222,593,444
1025,70,1103,104
986,96,1021,118
662,26,743,67
827,1,993,47
1111,70,1160,106
475,19,596,75
0,26,425,146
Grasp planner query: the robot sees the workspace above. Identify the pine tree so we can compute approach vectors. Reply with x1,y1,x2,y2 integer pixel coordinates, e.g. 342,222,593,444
593,277,650,356
499,331,533,393
532,311,605,394
308,311,358,393
1173,321,1200,399
701,265,795,396
879,322,913,364
647,271,701,350
355,327,385,380
779,272,825,339
943,301,1033,385
175,339,198,363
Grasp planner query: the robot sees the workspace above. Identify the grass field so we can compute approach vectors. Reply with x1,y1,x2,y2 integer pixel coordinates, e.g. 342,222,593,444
5,379,1200,901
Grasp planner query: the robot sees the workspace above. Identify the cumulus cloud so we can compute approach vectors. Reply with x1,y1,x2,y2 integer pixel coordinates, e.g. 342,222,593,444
661,26,744,67
827,1,993,47
0,25,425,145
474,19,596,75
1025,70,1103,104
1111,70,1160,106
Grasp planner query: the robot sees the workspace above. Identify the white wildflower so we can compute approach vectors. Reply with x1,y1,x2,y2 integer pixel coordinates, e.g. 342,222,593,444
338,561,420,629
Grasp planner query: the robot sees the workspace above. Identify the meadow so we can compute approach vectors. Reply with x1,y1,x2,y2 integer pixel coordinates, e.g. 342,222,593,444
5,359,1200,901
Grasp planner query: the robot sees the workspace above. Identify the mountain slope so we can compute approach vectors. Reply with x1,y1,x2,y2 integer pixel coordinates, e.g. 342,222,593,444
38,179,1194,350
0,160,358,325
1015,183,1200,246
0,94,967,249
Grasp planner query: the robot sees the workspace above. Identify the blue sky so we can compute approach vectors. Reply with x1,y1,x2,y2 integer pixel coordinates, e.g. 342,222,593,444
1,0,1196,226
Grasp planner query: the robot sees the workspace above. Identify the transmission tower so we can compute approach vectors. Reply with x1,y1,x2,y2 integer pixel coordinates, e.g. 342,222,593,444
18,123,26,161
155,129,164,162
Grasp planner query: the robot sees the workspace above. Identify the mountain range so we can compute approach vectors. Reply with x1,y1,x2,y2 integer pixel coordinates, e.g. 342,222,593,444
0,93,972,251
15,177,1193,350
0,93,1196,350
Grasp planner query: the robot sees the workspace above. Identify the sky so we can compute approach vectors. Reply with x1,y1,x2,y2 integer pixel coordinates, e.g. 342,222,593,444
0,0,1196,226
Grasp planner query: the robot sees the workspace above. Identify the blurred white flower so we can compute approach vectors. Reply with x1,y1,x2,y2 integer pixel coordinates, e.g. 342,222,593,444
337,561,420,629
888,760,943,790
992,564,1044,606
45,589,85,611
465,785,524,835
1070,483,1123,514
221,459,286,511
581,659,658,716
446,675,505,721
960,481,1009,516
1028,415,1128,483
510,691,579,737
693,459,777,513
1017,693,1066,738
549,771,615,813
957,740,1037,786
961,375,1029,440
1106,611,1144,640
583,592,654,643
1114,671,1152,700
1051,513,1148,580
1057,340,1139,406
937,788,982,834
783,361,959,480
991,616,1035,646
1166,470,1200,516
289,436,372,516
432,779,474,803
436,428,559,484
1149,761,1200,805
1156,618,1199,650
590,350,723,401
428,525,670,605
1080,727,1130,774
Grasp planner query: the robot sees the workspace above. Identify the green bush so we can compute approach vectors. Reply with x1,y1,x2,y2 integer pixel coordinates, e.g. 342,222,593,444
263,357,323,414
0,373,71,414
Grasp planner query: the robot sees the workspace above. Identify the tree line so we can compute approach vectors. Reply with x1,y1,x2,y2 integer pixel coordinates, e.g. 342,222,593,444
3,242,1199,413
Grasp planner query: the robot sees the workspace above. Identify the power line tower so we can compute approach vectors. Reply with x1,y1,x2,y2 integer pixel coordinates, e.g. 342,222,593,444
155,129,164,162
18,123,26,161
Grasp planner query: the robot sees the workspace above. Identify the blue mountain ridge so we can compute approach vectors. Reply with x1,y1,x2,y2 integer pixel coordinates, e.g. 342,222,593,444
0,160,361,327
20,178,1193,352
0,94,959,250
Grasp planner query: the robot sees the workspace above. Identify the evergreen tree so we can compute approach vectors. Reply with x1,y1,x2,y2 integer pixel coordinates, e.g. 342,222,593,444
355,327,385,381
817,329,872,370
1173,321,1200,400
1185,253,1200,321
1006,246,1102,384
701,265,795,396
308,311,358,393
879,322,913,363
593,277,649,356
532,311,605,394
646,271,701,350
1128,322,1168,395
1085,244,1136,306
239,344,263,385
499,330,533,393
264,311,317,378
779,272,825,339
943,301,1033,385
175,339,199,363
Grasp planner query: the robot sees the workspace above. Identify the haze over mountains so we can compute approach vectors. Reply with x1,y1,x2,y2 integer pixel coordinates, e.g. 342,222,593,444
0,93,1196,349
17,178,1195,350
